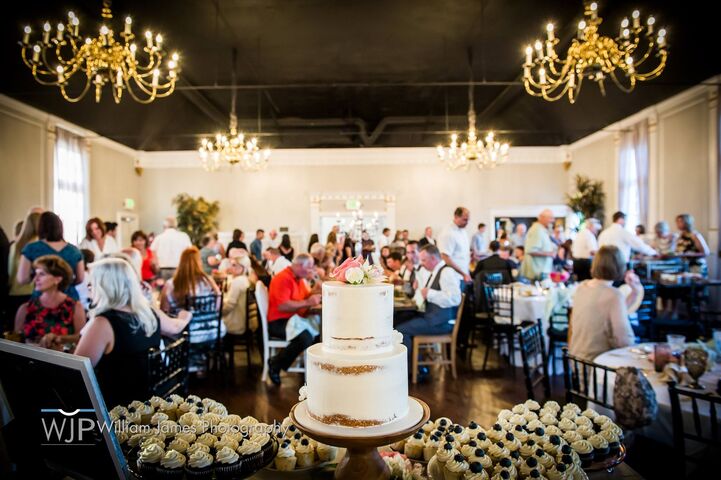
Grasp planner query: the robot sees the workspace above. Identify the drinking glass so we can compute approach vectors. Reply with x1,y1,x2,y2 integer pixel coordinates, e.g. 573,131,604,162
654,343,671,373
683,348,709,389
667,334,686,355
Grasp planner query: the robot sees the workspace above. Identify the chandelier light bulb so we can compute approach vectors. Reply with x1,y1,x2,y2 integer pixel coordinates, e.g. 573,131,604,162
100,25,109,35
546,23,554,32
57,23,64,32
626,56,634,65
535,40,543,50
647,16,655,26
621,18,629,28
125,16,132,25
43,22,51,32
590,2,597,11
578,20,586,30
71,17,79,27
658,28,666,37
155,34,163,46
172,52,179,61
24,26,31,34
632,10,640,19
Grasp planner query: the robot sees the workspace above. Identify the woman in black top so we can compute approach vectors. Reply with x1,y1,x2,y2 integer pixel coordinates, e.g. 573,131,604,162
279,234,294,261
227,229,248,254
307,233,319,253
75,258,190,407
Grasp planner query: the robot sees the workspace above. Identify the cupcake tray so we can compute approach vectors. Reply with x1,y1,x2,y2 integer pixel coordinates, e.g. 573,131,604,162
126,439,278,480
263,459,334,475
583,443,626,472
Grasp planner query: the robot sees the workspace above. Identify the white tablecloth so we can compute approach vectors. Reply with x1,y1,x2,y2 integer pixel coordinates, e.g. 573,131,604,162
593,344,721,446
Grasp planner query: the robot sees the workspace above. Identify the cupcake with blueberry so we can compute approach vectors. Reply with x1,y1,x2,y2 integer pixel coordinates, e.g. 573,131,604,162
157,449,186,479
436,417,453,429
295,438,316,467
588,434,610,459
444,434,461,450
543,435,565,456
467,421,483,437
557,444,580,467
502,432,521,452
527,468,548,480
475,432,493,451
491,470,511,480
545,462,568,480
570,439,594,467
424,435,442,461
468,448,493,471
487,424,506,443
519,439,537,459
274,440,297,471
520,456,544,477
404,432,426,459
512,425,529,444
214,446,242,478
487,442,509,463
465,461,489,480
136,442,164,477
436,442,458,467
533,448,555,471
529,427,547,446
444,453,469,480
453,424,471,445
492,457,517,479
460,440,479,458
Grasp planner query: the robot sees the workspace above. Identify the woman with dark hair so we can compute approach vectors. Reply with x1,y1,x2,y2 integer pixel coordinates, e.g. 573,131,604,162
79,217,118,258
307,233,319,253
14,255,86,349
131,230,158,282
8,211,42,320
227,228,248,253
17,212,85,300
279,234,294,261
675,213,710,273
160,246,220,315
249,255,271,287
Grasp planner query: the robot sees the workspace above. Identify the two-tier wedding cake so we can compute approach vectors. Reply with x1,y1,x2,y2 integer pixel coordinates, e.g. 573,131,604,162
303,257,409,428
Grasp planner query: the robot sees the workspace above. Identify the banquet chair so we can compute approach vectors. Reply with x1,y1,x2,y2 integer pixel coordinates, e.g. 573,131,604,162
482,284,534,371
147,332,189,398
518,322,551,401
546,307,569,375
561,348,617,411
411,294,465,384
256,282,305,382
184,293,225,374
668,381,721,475
223,290,256,383
631,282,657,342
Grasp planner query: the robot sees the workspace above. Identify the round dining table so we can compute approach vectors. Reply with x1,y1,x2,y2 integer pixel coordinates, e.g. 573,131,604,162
593,344,721,446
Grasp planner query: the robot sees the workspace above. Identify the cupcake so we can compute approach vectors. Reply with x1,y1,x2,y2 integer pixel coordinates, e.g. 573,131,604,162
543,435,565,456
520,456,544,477
421,420,435,435
168,438,190,454
404,432,425,460
519,439,537,459
600,422,624,442
527,419,544,432
436,417,453,429
158,449,186,479
215,446,242,478
185,450,213,479
562,430,582,445
465,461,489,480
582,408,599,420
250,432,274,462
524,400,542,412
543,401,561,413
593,415,612,428
487,442,509,462
527,469,548,480
176,432,197,445
461,440,479,458
196,433,218,448
424,435,442,461
503,433,521,452
533,448,555,471
453,424,471,445
529,427,547,446
468,448,493,471
237,439,263,471
274,441,297,471
159,420,179,439
588,434,610,459
136,443,164,477
140,435,165,451
444,434,461,450
599,429,621,454
493,458,517,478
151,412,169,426
523,410,539,424
445,453,469,480
295,438,316,467
570,439,594,467
576,425,595,439
559,409,576,421
467,421,483,437
316,442,337,462
491,470,511,480
214,436,239,453
497,409,513,422
512,425,529,444
557,418,576,432
487,424,506,443
509,414,527,428
509,450,522,470
557,444,580,467
562,403,581,416
546,462,568,480
187,442,211,456
178,412,200,428
574,416,593,428
511,404,527,415
540,413,558,426
390,438,406,452
125,408,142,425
475,432,492,451
436,442,458,466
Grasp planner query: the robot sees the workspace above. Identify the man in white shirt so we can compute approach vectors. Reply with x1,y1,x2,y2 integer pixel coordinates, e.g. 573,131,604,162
151,216,192,280
471,223,488,261
377,228,391,250
598,211,657,264
264,229,280,250
438,207,472,283
266,247,292,276
572,218,601,281
397,244,461,376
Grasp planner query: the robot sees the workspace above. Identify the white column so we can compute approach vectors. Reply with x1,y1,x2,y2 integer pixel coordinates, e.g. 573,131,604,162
44,124,56,210
611,131,621,225
647,112,660,228
707,87,719,279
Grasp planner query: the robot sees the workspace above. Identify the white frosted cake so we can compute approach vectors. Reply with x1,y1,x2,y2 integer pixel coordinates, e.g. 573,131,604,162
305,280,409,427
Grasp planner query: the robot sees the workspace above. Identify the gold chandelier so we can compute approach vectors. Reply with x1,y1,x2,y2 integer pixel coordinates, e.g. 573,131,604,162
523,1,668,104
437,83,510,170
20,0,179,104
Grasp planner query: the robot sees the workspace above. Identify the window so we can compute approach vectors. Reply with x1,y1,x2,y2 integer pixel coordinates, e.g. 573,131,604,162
618,120,649,231
53,128,88,244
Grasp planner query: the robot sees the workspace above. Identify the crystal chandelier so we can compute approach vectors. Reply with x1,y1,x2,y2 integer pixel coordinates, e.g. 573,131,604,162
523,1,668,104
436,83,510,170
198,50,271,172
20,0,179,104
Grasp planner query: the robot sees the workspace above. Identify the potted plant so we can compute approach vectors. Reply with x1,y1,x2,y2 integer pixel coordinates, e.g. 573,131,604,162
566,174,606,224
172,193,220,246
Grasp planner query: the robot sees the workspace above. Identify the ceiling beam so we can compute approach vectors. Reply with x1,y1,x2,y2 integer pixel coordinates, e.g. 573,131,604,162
174,80,520,91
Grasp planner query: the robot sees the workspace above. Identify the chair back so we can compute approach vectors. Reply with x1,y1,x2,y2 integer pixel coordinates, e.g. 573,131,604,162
548,306,569,335
246,288,259,333
450,294,466,346
518,321,551,401
562,347,617,410
254,281,273,349
485,284,514,325
483,271,505,285
668,380,721,468
147,332,189,398
691,282,721,335
184,293,224,347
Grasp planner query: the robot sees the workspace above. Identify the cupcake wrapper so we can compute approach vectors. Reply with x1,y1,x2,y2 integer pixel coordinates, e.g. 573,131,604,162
135,459,158,477
184,465,213,479
155,466,185,479
608,442,621,453
260,440,275,463
240,452,264,474
215,460,242,479
593,447,610,459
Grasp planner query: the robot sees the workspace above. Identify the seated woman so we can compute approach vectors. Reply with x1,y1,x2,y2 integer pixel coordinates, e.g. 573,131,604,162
221,255,253,335
161,247,221,315
674,213,710,274
649,221,677,256
75,258,190,407
568,245,643,361
14,255,86,349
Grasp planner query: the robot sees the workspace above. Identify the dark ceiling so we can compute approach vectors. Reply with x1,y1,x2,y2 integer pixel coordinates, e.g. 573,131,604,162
1,0,719,150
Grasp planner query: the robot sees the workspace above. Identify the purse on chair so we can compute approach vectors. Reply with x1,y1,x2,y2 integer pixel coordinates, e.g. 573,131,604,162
613,366,658,430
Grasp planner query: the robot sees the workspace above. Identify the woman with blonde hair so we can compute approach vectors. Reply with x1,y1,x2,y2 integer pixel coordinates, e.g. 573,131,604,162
674,213,710,273
7,211,42,321
160,246,220,315
75,258,190,406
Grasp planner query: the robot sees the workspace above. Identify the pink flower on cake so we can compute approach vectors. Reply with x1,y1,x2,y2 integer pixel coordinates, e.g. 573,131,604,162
331,255,364,283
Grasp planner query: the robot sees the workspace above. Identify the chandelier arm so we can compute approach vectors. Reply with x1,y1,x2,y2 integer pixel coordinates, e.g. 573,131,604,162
608,69,635,93
541,79,574,102
59,76,92,102
633,53,668,81
125,80,158,104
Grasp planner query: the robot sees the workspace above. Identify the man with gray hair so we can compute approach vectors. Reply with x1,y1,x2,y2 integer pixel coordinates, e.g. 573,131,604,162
572,218,602,281
520,209,556,281
266,253,321,385
150,216,192,280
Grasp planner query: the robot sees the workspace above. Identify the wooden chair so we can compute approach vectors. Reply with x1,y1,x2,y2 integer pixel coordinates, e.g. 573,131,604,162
632,282,657,341
482,284,533,370
562,347,617,411
147,332,189,398
668,380,721,475
256,282,305,382
184,293,225,374
411,294,465,384
547,307,569,375
223,288,257,381
518,321,551,401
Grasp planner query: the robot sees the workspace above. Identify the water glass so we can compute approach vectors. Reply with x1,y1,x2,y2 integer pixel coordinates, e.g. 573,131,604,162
667,334,686,355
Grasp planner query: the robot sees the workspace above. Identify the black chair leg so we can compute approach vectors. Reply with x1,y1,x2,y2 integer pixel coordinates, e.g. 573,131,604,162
549,339,555,375
482,332,492,371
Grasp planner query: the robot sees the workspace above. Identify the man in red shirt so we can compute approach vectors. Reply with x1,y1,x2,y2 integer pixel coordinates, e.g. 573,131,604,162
267,253,321,385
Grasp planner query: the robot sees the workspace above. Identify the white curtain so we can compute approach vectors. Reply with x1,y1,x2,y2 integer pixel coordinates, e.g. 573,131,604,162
618,120,649,230
54,128,88,244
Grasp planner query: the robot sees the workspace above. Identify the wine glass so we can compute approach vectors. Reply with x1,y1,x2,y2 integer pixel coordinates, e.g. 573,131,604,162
683,348,709,389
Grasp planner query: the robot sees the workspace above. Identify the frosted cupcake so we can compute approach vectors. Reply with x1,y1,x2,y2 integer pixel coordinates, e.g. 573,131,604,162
523,410,539,424
557,444,580,467
493,458,517,479
404,432,425,460
196,433,218,448
527,419,544,432
508,414,527,428
502,433,521,453
599,429,621,454
250,432,274,462
445,453,469,480
159,420,179,439
562,430,582,445
529,427,547,446
178,412,200,428
452,425,471,445
540,413,558,426
576,425,595,439
543,435,566,456
574,416,592,428
436,443,459,466
519,439,538,459
421,420,435,435
185,450,213,479
542,401,561,413
600,422,625,442
570,439,594,467
151,411,169,427
443,434,461,450
215,446,241,478
461,440,479,458
140,435,165,451
158,449,186,479
581,408,599,420
468,448,493,471
274,441,297,471
511,404,527,415
168,438,190,455
295,438,316,467
562,403,581,416
533,448,555,471
557,418,576,432
467,421,483,438
465,461,489,480
524,400,542,412
176,432,197,445
497,409,513,422
136,443,164,477
593,415,612,427
187,443,211,456
237,439,263,471
527,469,548,480
520,456,544,477
214,436,239,453
559,409,576,421
425,435,442,461
490,470,511,480
317,442,338,462
545,462,568,480
487,424,506,443
436,417,453,429
588,434,610,459
475,432,493,451
487,442,509,463
511,425,528,444
545,425,563,438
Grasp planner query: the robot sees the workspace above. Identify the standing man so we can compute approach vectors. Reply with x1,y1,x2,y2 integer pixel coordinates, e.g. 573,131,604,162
418,227,436,248
598,211,657,265
264,229,280,250
520,209,556,281
250,229,265,260
378,227,391,251
572,218,601,281
266,254,321,385
438,207,472,283
150,216,192,281
471,223,488,261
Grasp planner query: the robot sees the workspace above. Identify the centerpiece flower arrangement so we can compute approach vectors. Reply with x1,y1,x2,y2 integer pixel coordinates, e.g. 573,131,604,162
331,255,386,285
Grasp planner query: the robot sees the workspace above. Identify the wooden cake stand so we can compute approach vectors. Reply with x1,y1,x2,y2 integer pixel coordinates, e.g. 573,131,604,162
290,397,430,480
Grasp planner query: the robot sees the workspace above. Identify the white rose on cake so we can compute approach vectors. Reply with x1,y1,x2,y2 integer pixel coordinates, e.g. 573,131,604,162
345,267,365,284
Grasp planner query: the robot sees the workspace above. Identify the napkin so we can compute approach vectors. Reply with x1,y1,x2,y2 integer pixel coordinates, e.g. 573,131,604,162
658,363,694,385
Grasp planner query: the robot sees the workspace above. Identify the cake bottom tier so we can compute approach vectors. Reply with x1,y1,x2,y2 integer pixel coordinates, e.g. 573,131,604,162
305,343,409,427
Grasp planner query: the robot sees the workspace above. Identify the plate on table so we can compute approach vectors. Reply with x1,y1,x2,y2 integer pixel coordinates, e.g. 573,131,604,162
264,459,334,475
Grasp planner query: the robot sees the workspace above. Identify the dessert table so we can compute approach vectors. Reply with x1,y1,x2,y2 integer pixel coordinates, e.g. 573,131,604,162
593,344,721,446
